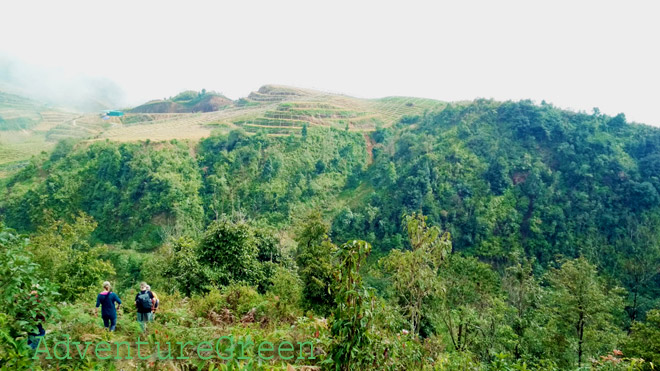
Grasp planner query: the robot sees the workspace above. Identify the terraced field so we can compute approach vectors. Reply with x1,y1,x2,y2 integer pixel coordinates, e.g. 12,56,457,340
0,85,447,170
95,106,270,141
34,111,81,131
0,91,82,166
231,87,446,135
74,86,446,140
46,115,109,141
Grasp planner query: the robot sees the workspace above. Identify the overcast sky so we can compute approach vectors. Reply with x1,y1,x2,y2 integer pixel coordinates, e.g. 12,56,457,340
1,0,658,125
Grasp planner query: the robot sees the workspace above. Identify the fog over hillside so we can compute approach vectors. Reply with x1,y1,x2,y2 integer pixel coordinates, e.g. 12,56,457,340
1,1,658,126
0,53,127,112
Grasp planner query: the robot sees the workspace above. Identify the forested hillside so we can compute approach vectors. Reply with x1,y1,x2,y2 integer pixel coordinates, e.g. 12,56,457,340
1,99,660,370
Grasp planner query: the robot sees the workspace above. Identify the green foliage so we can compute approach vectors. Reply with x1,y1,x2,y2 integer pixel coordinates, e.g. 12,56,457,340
163,236,208,296
0,224,58,369
267,266,303,320
544,257,626,368
327,240,378,370
379,213,451,336
172,90,201,102
28,212,114,302
502,254,543,360
2,98,660,369
0,313,37,370
625,309,660,365
437,254,511,360
295,212,336,315
197,216,280,292
199,217,257,285
198,127,366,224
3,140,205,246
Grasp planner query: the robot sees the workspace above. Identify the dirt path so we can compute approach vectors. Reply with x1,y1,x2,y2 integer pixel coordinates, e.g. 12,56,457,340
363,133,374,165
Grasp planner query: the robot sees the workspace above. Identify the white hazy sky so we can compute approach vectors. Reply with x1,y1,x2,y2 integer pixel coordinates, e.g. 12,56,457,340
1,0,659,125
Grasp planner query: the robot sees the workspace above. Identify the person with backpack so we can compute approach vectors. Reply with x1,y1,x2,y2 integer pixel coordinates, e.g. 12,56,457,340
95,281,122,331
146,285,159,317
135,282,155,332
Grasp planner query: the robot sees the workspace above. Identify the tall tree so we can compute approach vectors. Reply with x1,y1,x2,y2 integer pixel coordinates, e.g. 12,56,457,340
545,257,624,368
328,240,377,370
502,254,541,359
295,211,336,315
437,254,503,356
379,213,451,336
617,214,660,327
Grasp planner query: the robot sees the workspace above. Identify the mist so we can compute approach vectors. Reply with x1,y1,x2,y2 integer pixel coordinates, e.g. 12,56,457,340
0,53,128,113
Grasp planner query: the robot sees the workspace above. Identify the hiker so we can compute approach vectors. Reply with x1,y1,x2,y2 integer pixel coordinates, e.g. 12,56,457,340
95,281,122,331
135,282,155,332
27,287,46,350
146,284,159,317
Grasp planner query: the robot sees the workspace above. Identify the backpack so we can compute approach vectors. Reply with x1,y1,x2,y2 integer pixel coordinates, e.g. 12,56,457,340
137,291,152,311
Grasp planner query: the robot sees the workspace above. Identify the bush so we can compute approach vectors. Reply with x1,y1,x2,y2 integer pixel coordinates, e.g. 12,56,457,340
267,267,303,321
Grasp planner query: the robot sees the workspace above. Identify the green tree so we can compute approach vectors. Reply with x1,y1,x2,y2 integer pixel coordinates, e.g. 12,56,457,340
302,122,308,139
437,254,504,357
617,214,660,326
327,240,378,370
28,212,114,302
502,254,542,359
625,309,660,365
295,212,336,315
0,224,59,368
545,257,625,368
163,236,208,296
379,213,451,336
198,217,260,286
268,267,303,320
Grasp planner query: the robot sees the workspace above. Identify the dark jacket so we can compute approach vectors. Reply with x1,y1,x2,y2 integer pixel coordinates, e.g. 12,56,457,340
135,290,154,313
96,291,122,318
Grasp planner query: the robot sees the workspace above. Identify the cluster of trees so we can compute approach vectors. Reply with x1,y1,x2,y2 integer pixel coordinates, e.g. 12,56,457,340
1,99,660,369
333,100,660,327
2,139,204,248
1,127,366,247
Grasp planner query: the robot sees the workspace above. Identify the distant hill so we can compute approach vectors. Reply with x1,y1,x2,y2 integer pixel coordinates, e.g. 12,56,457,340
130,90,233,113
0,90,81,168
0,85,446,167
0,90,45,130
0,54,126,112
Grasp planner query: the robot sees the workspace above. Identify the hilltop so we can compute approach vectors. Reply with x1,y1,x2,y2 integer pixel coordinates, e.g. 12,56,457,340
130,90,233,113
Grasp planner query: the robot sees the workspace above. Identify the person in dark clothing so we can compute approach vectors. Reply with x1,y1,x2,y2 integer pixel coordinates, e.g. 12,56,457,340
145,284,160,319
135,282,155,332
95,281,122,331
27,288,46,350
27,323,45,350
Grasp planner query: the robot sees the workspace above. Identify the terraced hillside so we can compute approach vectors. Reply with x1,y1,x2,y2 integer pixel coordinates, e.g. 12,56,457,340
0,85,446,169
46,115,108,141
88,85,445,140
228,85,443,134
0,91,44,130
0,91,81,167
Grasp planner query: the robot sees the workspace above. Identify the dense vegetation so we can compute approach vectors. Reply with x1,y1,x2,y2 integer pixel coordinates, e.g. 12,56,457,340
1,99,660,370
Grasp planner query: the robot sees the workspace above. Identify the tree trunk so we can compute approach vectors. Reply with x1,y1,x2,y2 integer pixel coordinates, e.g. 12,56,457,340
577,313,584,367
